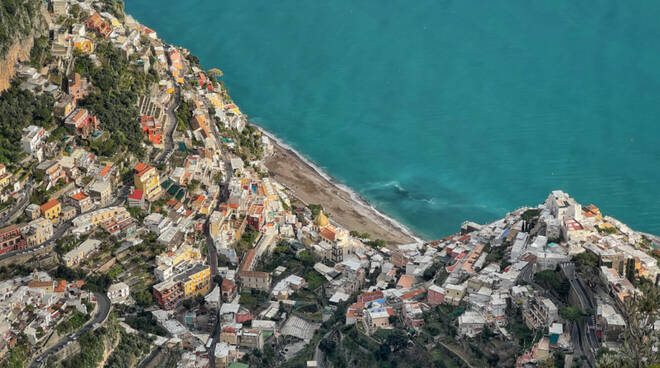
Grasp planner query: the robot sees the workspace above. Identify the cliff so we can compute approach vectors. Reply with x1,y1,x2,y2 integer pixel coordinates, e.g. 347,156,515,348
0,0,48,92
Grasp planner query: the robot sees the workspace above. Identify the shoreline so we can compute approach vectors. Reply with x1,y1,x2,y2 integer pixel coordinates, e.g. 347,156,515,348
125,15,423,246
258,128,424,246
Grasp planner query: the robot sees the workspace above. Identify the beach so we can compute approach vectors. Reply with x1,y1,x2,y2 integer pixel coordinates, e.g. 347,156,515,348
264,139,419,246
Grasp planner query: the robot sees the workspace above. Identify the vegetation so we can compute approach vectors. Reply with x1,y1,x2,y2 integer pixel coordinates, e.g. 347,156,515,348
83,273,112,292
76,42,156,158
534,268,571,301
52,264,86,281
0,84,54,163
0,336,30,368
104,330,153,368
175,98,192,132
574,251,600,274
0,0,45,56
56,311,90,334
308,204,324,218
124,311,167,336
597,283,660,368
349,230,371,239
559,306,583,322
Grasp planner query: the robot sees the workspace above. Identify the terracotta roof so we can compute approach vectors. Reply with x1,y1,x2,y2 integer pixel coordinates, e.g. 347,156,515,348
99,165,111,177
128,189,144,200
396,274,414,289
54,280,67,292
134,162,147,173
401,288,425,300
40,199,60,212
71,192,88,201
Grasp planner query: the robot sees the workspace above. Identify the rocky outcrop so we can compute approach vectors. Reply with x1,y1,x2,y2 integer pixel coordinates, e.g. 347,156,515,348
0,36,34,91
0,0,49,92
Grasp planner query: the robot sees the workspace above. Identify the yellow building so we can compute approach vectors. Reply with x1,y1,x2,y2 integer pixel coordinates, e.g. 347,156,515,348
134,163,162,201
40,199,61,222
0,164,12,188
73,37,94,54
174,263,211,297
170,244,201,266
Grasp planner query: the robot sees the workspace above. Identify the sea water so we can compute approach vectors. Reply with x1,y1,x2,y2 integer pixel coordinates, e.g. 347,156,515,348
125,0,660,239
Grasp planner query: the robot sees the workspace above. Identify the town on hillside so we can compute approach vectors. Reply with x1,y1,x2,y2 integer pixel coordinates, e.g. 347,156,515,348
0,1,656,368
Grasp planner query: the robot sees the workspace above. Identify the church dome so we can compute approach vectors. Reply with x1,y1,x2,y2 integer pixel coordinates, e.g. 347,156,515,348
314,211,328,228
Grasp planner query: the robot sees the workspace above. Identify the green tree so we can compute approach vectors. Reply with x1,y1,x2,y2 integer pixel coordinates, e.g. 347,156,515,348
597,284,660,368
559,306,582,322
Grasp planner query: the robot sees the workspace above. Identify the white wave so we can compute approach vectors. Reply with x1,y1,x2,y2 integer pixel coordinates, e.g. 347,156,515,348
256,126,426,243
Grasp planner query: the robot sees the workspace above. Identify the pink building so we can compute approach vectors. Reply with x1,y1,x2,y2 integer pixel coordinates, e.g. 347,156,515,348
427,284,445,306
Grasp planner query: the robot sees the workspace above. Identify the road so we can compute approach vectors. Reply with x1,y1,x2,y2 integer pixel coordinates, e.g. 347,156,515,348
0,184,129,264
30,292,111,368
206,228,217,278
560,262,598,367
155,73,182,166
0,180,32,227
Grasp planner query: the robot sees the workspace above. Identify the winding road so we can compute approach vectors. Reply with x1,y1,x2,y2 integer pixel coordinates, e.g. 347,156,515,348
29,292,111,368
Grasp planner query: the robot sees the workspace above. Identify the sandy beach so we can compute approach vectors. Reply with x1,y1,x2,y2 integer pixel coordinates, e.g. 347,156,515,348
264,142,419,246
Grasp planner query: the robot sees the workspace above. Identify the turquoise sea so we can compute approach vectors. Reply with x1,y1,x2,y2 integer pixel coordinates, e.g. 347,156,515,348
125,0,660,240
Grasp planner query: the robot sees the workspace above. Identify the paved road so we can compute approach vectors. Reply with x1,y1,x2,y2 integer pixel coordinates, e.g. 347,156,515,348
560,262,598,367
155,74,182,166
0,180,32,227
30,292,111,368
206,228,217,278
0,184,129,264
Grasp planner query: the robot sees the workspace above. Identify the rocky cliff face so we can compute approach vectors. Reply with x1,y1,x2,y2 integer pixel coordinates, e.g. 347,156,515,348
0,36,34,91
0,0,48,92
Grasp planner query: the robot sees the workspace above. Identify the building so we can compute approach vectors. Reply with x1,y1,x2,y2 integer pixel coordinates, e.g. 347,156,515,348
69,191,94,214
40,199,61,222
64,109,98,137
88,180,112,206
176,263,211,298
153,280,183,310
458,311,486,337
596,303,626,343
523,296,559,329
140,116,163,145
153,263,210,310
21,125,48,160
85,13,112,39
214,342,237,368
428,284,445,306
25,204,41,220
52,0,68,16
107,282,130,304
128,189,148,211
62,239,102,267
0,225,26,255
364,306,395,334
0,164,12,188
444,283,466,305
24,217,54,247
133,163,162,201
357,290,384,304
237,271,271,292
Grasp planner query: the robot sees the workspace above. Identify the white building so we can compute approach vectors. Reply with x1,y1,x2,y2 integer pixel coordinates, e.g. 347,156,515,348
107,282,130,304
458,310,486,337
21,125,48,161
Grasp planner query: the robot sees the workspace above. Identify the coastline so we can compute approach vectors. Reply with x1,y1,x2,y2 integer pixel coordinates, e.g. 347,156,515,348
125,15,423,246
259,128,423,246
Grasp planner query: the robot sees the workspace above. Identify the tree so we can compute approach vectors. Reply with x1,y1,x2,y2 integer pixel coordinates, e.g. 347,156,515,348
319,339,336,354
597,284,660,368
559,306,582,322
385,329,408,352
